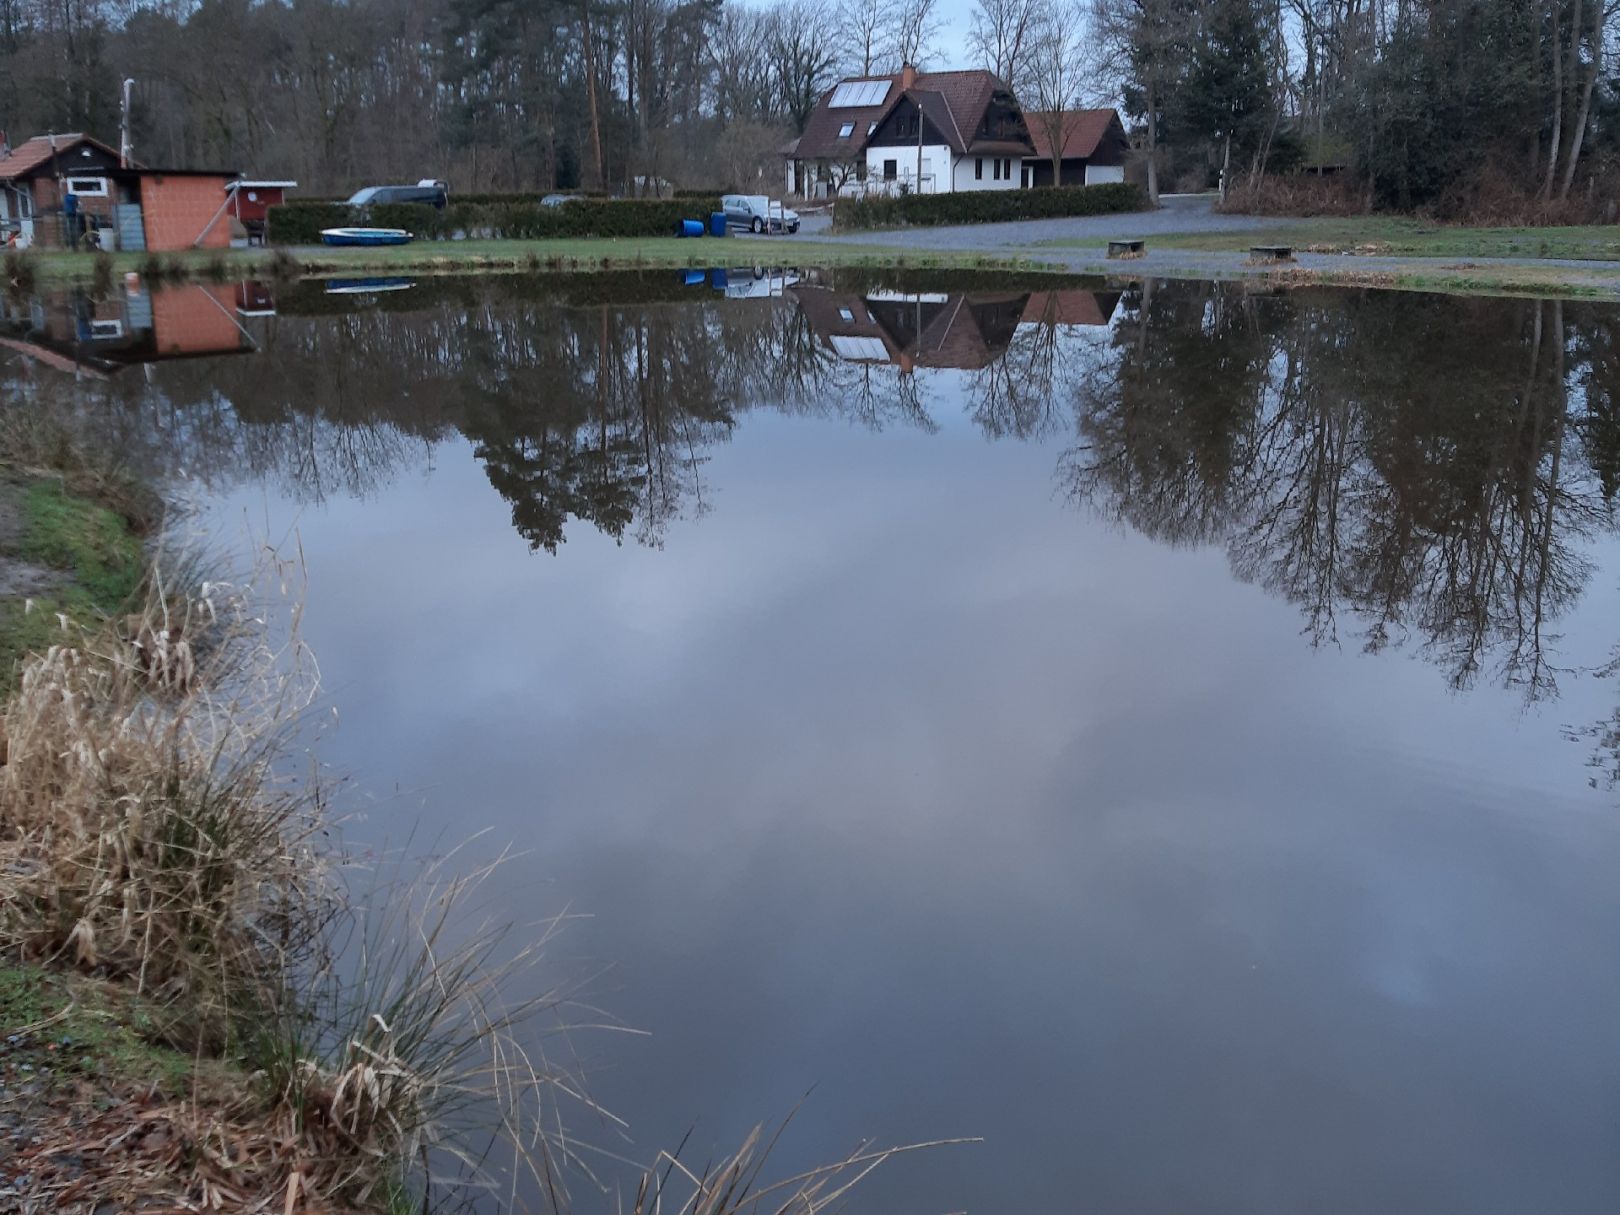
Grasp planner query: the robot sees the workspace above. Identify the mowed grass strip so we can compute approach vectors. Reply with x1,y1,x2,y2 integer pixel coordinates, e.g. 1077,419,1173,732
1043,217,1620,261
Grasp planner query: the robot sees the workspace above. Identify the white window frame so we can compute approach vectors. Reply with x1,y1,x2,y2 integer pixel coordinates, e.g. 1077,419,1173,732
66,176,109,198
87,319,124,339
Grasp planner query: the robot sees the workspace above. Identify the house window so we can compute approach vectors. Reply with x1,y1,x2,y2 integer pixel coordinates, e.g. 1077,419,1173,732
991,159,1001,181
975,158,983,180
67,176,108,197
868,121,877,136
839,307,855,322
838,121,855,139
883,159,897,180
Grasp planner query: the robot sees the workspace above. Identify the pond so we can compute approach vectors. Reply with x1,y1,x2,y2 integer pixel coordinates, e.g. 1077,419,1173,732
5,271,1620,1214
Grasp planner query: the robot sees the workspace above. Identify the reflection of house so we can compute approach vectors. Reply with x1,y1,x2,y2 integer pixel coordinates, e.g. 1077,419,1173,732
0,282,268,375
1020,290,1122,327
1021,111,1130,188
794,287,1028,371
795,285,1123,371
0,132,247,251
786,65,1035,198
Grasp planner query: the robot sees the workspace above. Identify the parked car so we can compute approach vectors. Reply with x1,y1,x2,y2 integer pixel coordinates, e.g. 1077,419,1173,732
721,194,799,234
541,193,583,208
345,179,449,210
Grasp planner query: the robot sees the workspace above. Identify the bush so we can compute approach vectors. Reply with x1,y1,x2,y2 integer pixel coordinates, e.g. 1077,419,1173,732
835,183,1146,230
268,196,724,244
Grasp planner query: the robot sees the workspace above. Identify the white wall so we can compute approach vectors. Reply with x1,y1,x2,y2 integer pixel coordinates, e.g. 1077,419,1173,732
951,155,1022,192
865,144,951,194
1086,163,1125,184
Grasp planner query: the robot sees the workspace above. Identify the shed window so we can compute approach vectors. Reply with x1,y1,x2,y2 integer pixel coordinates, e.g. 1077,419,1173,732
838,122,855,139
67,177,108,197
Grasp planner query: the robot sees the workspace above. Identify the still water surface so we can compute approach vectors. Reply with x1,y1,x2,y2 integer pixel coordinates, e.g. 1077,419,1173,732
6,272,1620,1213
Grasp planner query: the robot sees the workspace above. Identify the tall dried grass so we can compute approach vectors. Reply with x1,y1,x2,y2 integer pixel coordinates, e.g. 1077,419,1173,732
0,549,327,1038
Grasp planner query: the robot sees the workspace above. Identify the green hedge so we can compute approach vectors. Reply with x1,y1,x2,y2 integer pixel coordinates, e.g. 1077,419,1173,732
835,183,1146,230
268,197,724,245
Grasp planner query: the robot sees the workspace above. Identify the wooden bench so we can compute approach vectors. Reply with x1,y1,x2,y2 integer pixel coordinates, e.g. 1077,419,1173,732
1250,245,1295,263
1106,238,1145,259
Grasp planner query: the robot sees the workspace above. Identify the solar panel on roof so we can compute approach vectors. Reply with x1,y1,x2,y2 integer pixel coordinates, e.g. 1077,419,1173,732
829,79,889,107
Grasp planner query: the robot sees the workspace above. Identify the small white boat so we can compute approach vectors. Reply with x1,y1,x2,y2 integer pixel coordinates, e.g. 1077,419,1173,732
320,227,414,247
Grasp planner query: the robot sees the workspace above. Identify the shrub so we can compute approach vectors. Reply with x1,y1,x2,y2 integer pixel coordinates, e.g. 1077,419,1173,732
835,182,1146,230
267,196,724,244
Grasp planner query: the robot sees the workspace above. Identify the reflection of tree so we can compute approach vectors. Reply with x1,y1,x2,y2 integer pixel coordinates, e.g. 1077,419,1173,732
1061,283,1620,698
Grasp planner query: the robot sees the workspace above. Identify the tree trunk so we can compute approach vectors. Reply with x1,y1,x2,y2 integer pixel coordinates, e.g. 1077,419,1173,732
1145,74,1159,204
1542,0,1562,199
1556,0,1601,200
581,0,606,190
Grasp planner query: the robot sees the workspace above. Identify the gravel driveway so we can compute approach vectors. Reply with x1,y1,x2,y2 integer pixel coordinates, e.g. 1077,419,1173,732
810,192,1268,251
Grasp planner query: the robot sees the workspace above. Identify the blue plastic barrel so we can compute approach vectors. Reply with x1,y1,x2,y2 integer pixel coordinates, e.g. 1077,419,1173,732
709,212,728,237
682,268,706,286
676,218,705,238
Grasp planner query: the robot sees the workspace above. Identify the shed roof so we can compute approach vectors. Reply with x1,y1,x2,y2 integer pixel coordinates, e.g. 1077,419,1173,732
0,133,123,180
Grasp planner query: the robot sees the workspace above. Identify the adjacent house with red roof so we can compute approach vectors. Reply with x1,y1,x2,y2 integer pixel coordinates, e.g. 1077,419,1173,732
1022,109,1130,187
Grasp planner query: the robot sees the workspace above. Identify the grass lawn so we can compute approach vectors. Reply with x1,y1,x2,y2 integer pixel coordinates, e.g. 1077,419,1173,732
1044,216,1620,260
21,236,1057,284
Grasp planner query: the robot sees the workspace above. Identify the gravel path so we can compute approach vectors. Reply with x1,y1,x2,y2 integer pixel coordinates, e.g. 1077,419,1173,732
791,194,1620,297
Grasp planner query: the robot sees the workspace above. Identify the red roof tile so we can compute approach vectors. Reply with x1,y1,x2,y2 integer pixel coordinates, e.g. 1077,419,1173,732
1023,110,1125,162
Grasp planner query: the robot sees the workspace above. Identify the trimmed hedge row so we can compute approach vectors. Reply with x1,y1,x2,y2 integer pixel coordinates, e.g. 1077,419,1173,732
268,197,725,245
835,182,1146,230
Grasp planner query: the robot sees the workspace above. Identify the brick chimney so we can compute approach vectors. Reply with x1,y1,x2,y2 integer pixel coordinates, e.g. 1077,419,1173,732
900,63,917,90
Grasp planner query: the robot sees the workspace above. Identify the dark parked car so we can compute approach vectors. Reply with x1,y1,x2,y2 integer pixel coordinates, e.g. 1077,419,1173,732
346,180,449,210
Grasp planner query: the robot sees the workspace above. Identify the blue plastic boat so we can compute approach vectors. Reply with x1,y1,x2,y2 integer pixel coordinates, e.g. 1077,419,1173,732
320,227,414,247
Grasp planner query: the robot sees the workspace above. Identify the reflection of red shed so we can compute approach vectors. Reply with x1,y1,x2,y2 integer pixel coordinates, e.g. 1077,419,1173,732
151,284,249,356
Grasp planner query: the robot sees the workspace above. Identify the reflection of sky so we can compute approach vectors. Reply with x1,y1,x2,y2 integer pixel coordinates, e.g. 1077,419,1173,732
207,385,1620,1215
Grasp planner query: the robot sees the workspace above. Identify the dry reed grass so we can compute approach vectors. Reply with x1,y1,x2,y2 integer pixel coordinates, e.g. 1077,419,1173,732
0,548,327,1038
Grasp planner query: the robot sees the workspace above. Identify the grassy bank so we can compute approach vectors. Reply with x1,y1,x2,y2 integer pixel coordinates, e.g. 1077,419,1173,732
14,236,1053,286
1045,216,1620,260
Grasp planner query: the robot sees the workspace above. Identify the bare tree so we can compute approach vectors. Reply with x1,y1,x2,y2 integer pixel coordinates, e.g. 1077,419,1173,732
839,0,889,73
1025,0,1089,185
889,0,941,66
766,0,842,133
968,0,1043,90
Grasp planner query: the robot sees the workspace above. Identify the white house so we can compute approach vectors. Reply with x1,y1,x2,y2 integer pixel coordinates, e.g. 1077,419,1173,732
785,66,1038,198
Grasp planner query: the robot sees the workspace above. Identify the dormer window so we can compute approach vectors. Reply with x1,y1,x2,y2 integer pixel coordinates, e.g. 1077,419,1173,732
838,121,855,138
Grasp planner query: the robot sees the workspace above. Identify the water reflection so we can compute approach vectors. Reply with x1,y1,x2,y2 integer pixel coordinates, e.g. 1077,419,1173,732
4,273,1618,699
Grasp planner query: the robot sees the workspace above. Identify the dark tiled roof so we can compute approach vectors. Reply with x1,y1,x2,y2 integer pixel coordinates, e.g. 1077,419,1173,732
1023,110,1124,162
0,133,123,180
793,76,899,162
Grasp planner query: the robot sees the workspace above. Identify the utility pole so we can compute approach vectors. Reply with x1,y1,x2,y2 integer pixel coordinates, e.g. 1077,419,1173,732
119,78,135,167
915,100,923,193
